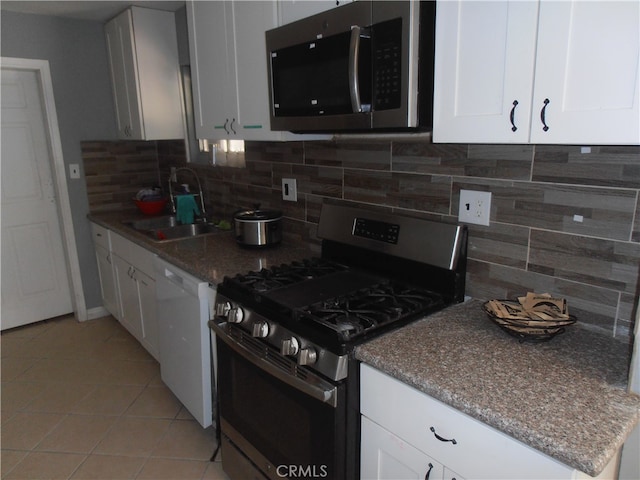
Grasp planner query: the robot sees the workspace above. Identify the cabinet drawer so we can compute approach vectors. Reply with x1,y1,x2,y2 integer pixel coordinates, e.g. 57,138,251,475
360,364,573,479
110,231,155,277
91,223,111,250
361,416,445,480
127,239,155,277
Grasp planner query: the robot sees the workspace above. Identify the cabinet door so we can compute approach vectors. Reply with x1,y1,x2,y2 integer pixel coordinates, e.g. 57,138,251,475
94,244,120,319
433,1,539,143
361,417,444,480
530,1,640,144
136,268,159,361
444,467,466,480
113,255,144,341
187,0,237,140
234,1,282,140
105,10,143,139
361,364,575,480
129,7,183,140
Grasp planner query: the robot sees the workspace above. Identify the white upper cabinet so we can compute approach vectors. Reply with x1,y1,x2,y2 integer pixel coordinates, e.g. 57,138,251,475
433,1,538,144
277,0,351,26
433,0,640,145
187,1,279,141
187,1,236,140
234,1,283,141
105,7,184,140
530,1,640,144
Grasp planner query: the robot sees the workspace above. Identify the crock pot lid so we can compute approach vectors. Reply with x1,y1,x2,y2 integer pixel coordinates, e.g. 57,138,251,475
235,208,282,220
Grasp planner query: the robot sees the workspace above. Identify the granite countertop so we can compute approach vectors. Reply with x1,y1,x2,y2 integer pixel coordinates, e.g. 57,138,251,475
90,213,639,476
88,212,314,284
355,299,640,477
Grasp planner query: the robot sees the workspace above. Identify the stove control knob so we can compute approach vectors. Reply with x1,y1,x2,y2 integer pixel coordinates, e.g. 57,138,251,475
280,337,300,357
251,321,269,338
215,301,232,317
298,347,317,366
227,307,244,324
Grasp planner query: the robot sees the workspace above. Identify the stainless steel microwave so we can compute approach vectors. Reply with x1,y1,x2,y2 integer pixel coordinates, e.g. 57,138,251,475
266,1,436,133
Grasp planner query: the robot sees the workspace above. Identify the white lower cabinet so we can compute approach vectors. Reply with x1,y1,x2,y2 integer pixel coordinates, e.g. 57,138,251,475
91,223,120,319
362,416,448,480
110,232,159,361
360,364,617,480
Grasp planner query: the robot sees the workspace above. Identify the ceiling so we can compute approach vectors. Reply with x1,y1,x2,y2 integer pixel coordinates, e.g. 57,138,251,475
1,1,185,22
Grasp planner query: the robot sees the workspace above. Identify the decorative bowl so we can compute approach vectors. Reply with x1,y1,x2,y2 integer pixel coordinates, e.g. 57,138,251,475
483,300,576,343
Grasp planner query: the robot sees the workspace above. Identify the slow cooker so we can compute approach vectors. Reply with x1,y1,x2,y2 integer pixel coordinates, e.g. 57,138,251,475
233,206,282,247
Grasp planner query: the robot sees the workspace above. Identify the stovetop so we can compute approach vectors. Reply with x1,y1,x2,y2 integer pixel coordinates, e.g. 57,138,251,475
212,203,467,380
299,280,445,342
219,258,446,349
229,258,348,294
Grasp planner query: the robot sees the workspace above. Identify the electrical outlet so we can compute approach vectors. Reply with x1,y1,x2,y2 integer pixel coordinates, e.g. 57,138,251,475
458,189,491,226
69,164,80,179
282,178,297,202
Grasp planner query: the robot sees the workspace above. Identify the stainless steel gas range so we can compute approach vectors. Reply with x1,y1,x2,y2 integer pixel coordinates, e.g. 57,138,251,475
209,203,467,480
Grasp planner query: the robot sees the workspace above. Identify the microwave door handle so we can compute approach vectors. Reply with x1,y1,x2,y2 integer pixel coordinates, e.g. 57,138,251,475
349,26,362,113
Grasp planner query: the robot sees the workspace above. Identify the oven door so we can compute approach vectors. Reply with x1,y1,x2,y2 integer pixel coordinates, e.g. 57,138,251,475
214,326,349,480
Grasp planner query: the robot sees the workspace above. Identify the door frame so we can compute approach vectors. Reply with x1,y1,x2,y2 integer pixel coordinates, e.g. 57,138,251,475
2,57,86,321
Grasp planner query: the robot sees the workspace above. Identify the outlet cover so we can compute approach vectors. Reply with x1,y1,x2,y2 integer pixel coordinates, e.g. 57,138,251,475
69,164,80,179
459,189,491,226
282,178,297,202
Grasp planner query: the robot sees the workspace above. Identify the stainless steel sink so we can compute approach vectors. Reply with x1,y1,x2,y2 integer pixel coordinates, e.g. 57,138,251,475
125,215,180,230
123,216,227,242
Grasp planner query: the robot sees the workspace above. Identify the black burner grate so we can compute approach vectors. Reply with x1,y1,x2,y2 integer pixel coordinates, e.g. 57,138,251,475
296,281,445,342
227,258,347,293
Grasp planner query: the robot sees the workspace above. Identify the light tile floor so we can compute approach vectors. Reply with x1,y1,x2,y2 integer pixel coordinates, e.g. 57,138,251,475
1,314,230,480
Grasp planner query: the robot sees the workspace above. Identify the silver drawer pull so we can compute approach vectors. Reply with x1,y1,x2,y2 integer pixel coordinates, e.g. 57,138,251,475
430,426,457,445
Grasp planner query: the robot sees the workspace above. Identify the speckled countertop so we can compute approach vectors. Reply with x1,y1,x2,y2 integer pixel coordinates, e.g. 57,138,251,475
89,212,314,283
355,299,640,477
90,213,639,476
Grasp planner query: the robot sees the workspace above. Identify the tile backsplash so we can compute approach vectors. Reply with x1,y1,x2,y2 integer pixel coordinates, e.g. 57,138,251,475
83,139,640,347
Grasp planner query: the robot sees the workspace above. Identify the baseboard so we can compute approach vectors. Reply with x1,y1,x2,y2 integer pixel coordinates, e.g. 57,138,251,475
85,306,111,321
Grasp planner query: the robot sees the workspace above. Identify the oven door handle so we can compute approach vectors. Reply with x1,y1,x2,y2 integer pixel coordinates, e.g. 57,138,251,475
210,321,338,408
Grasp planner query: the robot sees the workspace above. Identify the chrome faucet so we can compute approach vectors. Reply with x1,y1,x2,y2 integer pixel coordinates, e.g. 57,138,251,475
168,167,207,221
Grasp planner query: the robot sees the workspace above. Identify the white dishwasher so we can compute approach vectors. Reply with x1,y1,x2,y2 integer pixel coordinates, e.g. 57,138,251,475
154,257,216,428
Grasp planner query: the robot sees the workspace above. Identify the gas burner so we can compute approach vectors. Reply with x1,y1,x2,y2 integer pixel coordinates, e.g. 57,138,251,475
298,282,445,341
228,258,347,293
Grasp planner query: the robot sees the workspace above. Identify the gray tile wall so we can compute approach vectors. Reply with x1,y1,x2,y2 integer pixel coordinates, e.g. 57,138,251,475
88,139,640,346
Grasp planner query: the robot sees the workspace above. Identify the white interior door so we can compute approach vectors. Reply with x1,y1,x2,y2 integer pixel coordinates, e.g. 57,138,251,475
1,67,73,330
